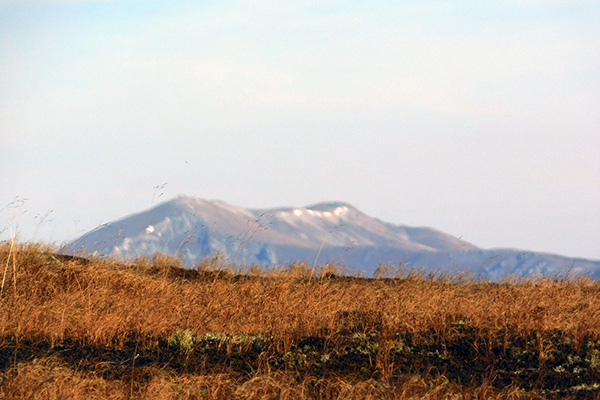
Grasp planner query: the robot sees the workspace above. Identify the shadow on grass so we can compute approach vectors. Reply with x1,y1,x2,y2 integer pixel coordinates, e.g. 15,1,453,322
2,326,600,399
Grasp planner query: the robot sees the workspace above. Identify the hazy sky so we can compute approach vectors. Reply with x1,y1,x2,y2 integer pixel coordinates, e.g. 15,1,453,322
2,0,599,260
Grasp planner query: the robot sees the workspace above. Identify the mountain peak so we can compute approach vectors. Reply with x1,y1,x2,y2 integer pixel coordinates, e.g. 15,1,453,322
162,195,206,209
166,196,239,213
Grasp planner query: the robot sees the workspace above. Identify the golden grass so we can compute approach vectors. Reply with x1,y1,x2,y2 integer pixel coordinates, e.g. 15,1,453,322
1,242,600,399
0,360,534,400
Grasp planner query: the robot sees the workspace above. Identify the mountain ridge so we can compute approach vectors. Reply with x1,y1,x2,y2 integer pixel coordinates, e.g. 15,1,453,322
64,196,600,281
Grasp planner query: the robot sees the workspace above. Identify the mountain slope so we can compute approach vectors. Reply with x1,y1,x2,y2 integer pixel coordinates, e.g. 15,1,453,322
64,196,600,280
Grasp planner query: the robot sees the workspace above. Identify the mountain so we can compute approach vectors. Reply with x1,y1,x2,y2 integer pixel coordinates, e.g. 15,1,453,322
63,196,600,281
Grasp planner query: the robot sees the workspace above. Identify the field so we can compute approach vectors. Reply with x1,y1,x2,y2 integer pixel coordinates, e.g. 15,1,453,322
1,243,600,399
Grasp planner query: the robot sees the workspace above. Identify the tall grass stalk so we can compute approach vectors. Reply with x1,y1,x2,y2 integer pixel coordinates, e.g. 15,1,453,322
1,226,17,298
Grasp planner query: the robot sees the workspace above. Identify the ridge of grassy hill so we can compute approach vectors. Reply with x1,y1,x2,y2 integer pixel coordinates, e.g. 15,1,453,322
1,243,600,399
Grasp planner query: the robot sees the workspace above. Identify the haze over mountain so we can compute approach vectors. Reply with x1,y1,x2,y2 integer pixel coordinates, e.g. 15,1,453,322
64,196,600,281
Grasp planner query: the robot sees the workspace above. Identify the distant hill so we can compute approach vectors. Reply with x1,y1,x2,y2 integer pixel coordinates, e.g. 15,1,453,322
64,196,600,281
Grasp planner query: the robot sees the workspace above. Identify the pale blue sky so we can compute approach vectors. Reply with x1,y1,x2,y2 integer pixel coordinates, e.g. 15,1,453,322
2,0,599,259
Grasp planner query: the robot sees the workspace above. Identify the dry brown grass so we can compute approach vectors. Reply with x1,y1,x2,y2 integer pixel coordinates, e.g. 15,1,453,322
1,242,600,399
0,360,538,400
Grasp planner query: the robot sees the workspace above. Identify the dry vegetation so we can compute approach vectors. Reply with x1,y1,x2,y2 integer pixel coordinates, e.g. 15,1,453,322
1,243,600,399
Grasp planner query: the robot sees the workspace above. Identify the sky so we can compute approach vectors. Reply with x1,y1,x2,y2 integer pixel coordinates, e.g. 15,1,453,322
1,0,599,260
